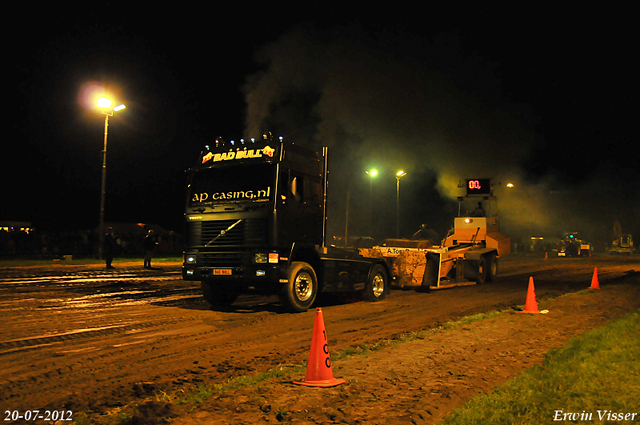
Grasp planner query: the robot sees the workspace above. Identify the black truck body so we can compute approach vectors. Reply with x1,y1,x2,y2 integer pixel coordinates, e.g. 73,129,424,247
182,136,389,312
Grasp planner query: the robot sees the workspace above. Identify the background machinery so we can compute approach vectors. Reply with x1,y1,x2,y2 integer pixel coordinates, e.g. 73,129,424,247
558,232,591,257
608,220,635,255
361,179,510,290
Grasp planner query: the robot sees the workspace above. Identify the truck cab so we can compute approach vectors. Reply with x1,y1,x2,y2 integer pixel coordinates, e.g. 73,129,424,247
182,135,389,312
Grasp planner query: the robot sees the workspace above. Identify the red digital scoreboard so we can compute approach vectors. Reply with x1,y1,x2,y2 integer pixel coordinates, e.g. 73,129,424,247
466,179,491,195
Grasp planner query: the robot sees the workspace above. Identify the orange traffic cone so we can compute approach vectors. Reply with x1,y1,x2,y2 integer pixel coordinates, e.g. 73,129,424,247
294,308,346,387
545,252,548,260
521,276,540,314
590,267,600,289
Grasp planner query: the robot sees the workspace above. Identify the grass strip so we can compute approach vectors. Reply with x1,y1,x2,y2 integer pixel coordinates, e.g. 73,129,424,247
439,309,640,425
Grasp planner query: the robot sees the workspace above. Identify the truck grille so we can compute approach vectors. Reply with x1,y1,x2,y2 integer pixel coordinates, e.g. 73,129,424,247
187,219,267,267
199,251,245,267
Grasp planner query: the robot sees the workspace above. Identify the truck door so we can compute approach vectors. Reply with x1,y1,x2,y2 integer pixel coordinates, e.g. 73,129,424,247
278,170,323,245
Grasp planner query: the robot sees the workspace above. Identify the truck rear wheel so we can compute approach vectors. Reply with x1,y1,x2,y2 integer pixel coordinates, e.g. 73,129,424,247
280,262,318,312
364,264,388,301
201,280,238,307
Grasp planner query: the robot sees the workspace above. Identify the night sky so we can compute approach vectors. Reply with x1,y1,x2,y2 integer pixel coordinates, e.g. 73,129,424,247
4,4,637,248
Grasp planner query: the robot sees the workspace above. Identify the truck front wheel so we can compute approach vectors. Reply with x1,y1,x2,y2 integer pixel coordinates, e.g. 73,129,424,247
364,264,388,301
280,262,318,312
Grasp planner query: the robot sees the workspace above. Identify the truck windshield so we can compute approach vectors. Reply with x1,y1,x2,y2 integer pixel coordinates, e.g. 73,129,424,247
189,164,274,206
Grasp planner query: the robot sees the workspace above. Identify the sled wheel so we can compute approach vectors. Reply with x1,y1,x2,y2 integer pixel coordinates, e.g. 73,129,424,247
486,254,498,282
476,256,488,284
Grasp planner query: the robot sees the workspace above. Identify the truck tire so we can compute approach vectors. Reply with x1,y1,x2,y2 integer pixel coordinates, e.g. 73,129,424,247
201,280,238,307
364,264,388,301
476,256,488,284
486,254,498,282
280,262,318,312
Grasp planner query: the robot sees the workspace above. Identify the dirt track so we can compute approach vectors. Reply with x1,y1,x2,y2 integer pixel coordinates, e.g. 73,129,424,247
0,254,639,424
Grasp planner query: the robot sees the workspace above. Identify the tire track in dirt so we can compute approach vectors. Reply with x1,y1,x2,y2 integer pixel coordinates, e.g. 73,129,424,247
0,256,638,418
171,276,640,425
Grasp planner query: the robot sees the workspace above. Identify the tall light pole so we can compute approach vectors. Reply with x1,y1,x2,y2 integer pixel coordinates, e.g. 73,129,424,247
396,170,407,238
97,97,126,259
366,169,378,235
344,190,350,247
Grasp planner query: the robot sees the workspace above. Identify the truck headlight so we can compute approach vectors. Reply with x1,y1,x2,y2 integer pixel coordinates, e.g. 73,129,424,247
255,253,268,263
185,254,197,264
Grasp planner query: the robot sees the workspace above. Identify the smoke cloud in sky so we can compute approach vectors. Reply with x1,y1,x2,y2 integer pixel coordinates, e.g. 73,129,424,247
244,24,534,188
242,23,637,247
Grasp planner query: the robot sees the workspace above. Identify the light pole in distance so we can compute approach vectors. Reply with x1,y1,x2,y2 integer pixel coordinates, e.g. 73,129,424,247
96,97,126,259
396,170,407,238
366,169,378,235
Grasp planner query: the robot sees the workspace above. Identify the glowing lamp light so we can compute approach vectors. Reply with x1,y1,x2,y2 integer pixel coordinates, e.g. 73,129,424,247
366,169,378,177
506,182,515,188
97,97,125,112
396,170,407,178
97,97,113,109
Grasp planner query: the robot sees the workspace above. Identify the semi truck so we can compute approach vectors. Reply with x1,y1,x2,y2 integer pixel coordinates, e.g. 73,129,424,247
182,134,390,312
360,179,510,290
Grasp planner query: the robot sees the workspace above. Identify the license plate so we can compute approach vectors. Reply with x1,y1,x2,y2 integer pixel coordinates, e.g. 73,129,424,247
213,269,232,276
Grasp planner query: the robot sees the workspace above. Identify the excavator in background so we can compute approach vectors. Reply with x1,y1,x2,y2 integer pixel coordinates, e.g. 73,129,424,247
608,220,635,255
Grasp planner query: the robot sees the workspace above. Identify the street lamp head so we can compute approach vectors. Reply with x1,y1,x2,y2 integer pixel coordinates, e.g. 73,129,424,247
506,182,515,188
366,169,378,177
97,97,113,109
396,170,407,178
97,97,126,113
